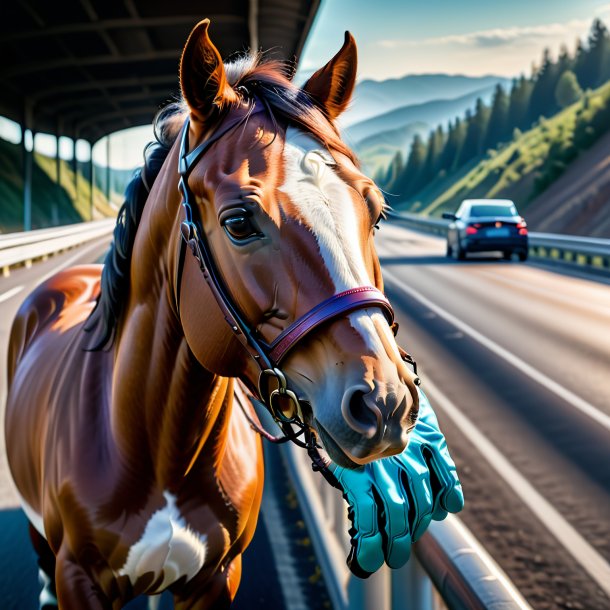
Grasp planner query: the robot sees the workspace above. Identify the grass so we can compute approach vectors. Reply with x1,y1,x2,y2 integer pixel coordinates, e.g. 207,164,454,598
0,138,119,233
395,79,610,217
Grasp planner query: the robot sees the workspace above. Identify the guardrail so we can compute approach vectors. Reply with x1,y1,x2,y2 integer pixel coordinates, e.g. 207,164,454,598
386,211,610,273
0,220,115,277
281,441,532,610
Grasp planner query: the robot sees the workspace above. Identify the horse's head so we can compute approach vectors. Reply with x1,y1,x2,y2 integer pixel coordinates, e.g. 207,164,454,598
174,20,419,468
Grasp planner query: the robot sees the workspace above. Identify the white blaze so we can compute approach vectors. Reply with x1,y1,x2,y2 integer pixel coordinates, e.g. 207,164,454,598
280,128,370,291
279,129,391,353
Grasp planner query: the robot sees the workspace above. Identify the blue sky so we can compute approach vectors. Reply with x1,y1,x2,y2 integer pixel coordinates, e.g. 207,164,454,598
2,0,609,167
300,0,610,79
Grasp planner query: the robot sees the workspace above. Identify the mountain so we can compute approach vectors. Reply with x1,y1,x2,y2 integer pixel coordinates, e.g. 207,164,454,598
342,74,510,126
395,77,610,238
345,83,509,145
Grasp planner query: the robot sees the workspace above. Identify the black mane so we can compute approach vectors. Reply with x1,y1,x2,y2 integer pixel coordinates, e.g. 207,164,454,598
84,137,172,350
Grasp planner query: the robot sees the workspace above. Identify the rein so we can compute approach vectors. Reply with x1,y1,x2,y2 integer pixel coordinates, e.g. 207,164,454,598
175,103,414,486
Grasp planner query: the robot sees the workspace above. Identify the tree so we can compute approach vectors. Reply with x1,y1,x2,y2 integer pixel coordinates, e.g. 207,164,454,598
384,150,403,190
528,48,560,121
583,19,610,88
555,71,583,108
508,75,534,131
394,134,426,198
439,118,466,173
456,99,490,167
484,84,510,150
420,125,445,187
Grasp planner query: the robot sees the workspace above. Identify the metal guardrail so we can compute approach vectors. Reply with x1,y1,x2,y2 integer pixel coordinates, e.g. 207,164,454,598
0,220,115,277
386,211,610,273
281,441,532,610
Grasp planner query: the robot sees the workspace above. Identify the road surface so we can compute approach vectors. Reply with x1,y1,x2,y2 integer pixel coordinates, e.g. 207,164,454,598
377,223,610,610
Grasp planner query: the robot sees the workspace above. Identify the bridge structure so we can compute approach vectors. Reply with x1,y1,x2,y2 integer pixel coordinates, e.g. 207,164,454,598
1,2,591,609
0,0,320,230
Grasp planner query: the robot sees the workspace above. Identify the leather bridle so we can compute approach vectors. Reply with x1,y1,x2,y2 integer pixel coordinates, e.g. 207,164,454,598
175,105,415,486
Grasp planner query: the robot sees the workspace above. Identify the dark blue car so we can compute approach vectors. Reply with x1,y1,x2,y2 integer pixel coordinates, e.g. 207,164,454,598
443,199,529,261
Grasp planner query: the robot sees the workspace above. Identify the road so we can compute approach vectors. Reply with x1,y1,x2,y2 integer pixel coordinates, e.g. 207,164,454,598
377,223,610,610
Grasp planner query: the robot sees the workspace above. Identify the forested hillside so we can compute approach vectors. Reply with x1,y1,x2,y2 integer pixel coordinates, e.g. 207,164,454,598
385,18,610,218
0,139,130,233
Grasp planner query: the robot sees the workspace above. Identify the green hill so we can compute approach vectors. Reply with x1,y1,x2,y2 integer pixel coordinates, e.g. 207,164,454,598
0,138,119,233
397,79,610,220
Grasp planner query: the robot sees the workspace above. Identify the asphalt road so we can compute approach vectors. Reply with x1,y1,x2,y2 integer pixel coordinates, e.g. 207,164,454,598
377,223,610,610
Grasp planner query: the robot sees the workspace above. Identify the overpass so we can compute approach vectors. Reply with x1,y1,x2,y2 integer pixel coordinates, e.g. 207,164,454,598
0,0,320,229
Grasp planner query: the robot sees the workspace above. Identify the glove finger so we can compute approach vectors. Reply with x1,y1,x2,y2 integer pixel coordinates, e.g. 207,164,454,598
399,453,434,542
336,469,385,576
370,462,412,569
421,444,464,518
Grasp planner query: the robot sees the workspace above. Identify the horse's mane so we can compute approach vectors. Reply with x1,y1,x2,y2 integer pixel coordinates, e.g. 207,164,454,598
85,53,357,350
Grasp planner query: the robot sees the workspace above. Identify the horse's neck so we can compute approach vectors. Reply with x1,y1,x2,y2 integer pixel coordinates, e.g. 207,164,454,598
111,163,233,489
112,276,234,488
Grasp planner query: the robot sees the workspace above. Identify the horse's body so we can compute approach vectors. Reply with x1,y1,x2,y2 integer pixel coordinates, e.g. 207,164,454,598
8,263,262,607
5,20,419,609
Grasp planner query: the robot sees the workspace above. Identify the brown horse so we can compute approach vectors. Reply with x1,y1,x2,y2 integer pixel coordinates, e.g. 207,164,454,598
5,20,419,609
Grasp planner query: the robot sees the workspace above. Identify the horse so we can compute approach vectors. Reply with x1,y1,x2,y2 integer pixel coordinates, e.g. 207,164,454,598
5,20,420,609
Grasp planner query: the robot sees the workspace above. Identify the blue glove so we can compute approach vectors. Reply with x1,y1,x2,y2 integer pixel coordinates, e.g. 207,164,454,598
330,389,464,577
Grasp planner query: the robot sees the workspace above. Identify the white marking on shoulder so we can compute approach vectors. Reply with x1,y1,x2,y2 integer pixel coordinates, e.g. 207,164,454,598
17,491,46,539
118,492,207,593
280,128,370,292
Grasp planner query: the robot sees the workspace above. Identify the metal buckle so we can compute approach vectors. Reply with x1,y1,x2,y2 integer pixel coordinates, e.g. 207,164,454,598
259,368,303,423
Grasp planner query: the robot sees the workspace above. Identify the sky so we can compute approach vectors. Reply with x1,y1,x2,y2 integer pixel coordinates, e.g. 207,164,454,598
1,0,609,168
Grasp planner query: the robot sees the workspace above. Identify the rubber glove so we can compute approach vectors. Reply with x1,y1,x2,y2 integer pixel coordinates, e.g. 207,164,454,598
331,388,464,577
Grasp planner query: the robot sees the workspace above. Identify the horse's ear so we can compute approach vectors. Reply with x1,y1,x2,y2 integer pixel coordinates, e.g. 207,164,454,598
302,31,357,121
180,19,237,122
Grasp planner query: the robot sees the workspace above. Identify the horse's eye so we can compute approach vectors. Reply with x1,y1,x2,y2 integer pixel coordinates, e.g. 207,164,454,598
222,214,260,243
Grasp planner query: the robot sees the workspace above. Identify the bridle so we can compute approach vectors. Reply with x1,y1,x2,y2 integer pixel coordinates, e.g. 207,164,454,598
175,103,417,487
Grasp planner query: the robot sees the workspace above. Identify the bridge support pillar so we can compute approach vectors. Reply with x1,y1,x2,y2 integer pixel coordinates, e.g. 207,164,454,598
89,143,94,220
21,101,34,231
72,135,78,210
105,135,111,203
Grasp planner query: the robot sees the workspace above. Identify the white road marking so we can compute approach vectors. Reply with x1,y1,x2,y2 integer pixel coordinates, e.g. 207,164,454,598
383,267,610,432
423,378,610,598
0,285,24,303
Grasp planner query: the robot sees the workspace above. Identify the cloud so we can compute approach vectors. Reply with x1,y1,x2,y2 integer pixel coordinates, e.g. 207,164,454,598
379,19,592,50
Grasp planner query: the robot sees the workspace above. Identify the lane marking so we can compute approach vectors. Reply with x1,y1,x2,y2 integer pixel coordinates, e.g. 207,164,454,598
383,267,610,432
423,378,610,598
0,285,24,304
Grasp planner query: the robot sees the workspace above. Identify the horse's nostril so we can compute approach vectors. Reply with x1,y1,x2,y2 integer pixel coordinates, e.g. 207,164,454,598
344,389,380,439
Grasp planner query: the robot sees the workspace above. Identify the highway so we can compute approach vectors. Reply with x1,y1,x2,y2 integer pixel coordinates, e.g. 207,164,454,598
378,223,610,610
0,225,609,609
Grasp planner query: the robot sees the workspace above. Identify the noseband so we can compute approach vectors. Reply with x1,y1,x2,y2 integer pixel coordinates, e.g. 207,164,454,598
175,106,409,485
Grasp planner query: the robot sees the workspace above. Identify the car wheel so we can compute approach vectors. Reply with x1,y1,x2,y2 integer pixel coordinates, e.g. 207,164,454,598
454,242,465,260
503,251,512,260
518,250,528,262
446,242,453,257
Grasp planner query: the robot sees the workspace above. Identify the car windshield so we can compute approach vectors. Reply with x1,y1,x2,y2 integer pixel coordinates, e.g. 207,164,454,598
469,204,517,217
